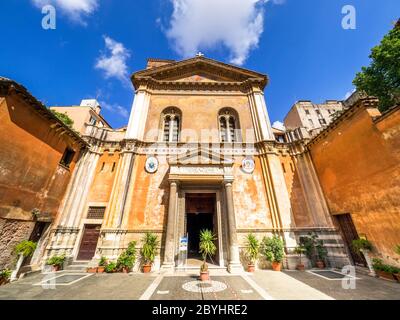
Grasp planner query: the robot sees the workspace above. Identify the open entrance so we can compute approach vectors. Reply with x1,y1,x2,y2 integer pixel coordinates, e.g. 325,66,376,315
185,193,217,265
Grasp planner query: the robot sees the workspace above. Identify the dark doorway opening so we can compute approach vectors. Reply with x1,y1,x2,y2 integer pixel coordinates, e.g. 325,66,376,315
21,221,49,267
77,224,101,261
185,193,216,261
335,213,367,267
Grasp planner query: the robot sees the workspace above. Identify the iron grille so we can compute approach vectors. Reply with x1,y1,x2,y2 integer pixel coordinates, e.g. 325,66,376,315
87,206,106,219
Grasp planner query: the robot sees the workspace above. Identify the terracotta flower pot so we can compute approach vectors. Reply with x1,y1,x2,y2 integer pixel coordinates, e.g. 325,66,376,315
272,262,282,271
316,260,325,269
97,267,105,273
87,267,97,273
296,263,305,271
377,270,397,282
247,264,255,273
53,265,61,272
122,267,130,274
200,271,209,281
142,264,152,273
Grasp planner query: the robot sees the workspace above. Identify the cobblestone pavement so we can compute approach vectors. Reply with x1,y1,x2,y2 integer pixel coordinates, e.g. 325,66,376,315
0,269,399,300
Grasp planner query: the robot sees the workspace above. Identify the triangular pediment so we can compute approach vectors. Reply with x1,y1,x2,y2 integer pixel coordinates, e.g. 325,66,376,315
168,147,233,165
132,56,268,89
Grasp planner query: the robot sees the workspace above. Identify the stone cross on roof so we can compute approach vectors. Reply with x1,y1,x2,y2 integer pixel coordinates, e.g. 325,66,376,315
196,52,204,57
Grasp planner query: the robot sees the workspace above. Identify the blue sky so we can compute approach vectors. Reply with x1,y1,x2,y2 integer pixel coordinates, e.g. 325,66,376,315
0,0,399,129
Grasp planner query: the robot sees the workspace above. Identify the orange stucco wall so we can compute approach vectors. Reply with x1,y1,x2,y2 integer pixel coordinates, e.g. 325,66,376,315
144,94,254,142
0,95,81,221
309,106,400,264
87,151,120,203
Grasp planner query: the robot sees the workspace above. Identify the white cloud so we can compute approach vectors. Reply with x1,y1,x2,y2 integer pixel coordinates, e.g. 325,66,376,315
272,121,286,131
100,100,129,119
95,36,131,83
32,0,98,22
165,0,283,65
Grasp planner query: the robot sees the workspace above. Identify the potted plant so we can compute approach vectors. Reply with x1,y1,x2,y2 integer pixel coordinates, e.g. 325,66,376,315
117,252,135,273
46,255,65,272
294,245,306,271
140,233,159,273
105,262,117,273
0,269,12,286
394,245,400,281
372,258,400,282
199,229,217,281
245,234,260,272
352,238,374,275
12,240,38,280
97,256,108,273
315,240,327,269
261,235,284,271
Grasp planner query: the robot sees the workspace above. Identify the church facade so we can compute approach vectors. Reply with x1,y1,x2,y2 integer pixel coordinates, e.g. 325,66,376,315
45,57,349,272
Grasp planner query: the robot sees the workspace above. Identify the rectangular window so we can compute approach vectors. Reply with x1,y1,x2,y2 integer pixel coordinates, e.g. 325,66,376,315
111,162,116,172
60,148,75,168
89,116,97,125
305,109,310,115
87,206,106,220
308,119,314,126
282,163,286,173
319,119,327,125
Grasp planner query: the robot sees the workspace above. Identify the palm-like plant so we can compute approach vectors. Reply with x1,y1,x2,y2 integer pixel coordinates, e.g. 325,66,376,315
141,233,159,265
14,240,37,258
245,234,260,265
199,229,217,273
294,245,306,265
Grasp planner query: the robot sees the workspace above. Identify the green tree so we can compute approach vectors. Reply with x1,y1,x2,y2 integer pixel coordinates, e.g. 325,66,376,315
353,22,400,112
51,110,74,128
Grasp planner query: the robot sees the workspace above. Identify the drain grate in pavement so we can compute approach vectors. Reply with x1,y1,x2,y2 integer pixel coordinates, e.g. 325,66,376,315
308,270,358,280
34,273,92,286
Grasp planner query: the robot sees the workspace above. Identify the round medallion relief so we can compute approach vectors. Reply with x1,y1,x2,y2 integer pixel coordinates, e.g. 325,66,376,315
145,156,159,173
241,157,255,174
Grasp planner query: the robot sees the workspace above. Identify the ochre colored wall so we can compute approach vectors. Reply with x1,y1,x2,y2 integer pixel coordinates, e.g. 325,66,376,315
87,151,120,203
309,106,400,265
0,95,80,221
144,94,254,142
280,153,314,227
233,156,273,229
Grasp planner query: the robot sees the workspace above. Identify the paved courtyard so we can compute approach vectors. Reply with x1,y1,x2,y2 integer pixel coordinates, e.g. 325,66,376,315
0,269,399,300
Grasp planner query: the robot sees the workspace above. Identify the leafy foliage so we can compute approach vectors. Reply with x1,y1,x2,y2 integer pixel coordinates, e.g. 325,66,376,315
372,258,400,274
0,269,12,280
199,229,217,272
245,233,260,264
117,241,137,270
261,235,284,263
294,245,306,264
46,255,65,267
14,240,37,258
105,262,118,273
353,24,400,112
141,233,159,265
395,244,400,255
352,238,373,253
300,232,327,263
51,110,74,128
98,256,108,267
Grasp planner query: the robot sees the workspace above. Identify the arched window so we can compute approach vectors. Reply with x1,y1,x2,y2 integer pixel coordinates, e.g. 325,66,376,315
161,107,181,142
219,108,240,143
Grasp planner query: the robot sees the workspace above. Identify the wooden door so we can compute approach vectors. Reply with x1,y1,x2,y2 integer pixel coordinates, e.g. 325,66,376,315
335,214,367,267
77,225,101,261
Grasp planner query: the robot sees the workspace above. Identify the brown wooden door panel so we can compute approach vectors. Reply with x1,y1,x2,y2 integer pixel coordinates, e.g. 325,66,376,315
77,225,101,261
336,214,367,267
